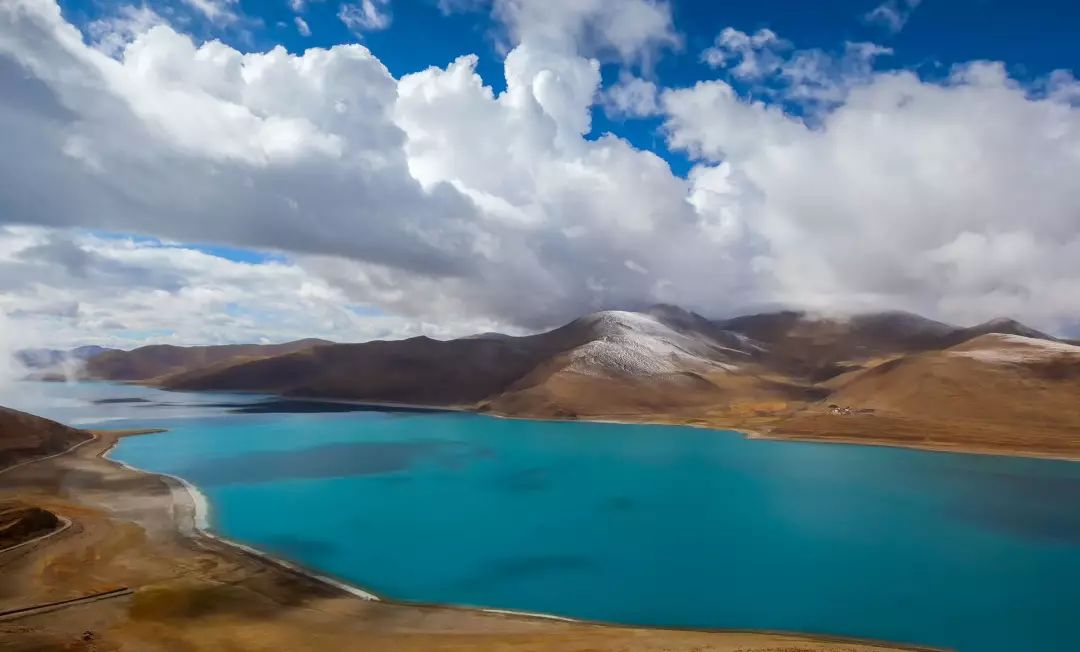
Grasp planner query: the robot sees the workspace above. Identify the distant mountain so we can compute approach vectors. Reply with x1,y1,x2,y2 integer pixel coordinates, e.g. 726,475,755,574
937,317,1055,348
161,334,560,405
73,306,1080,457
15,345,115,370
481,307,810,419
85,339,333,382
159,307,814,421
714,310,957,380
0,405,90,468
160,310,755,405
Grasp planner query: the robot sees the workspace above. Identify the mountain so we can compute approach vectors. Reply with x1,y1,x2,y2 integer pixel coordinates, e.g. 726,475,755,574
772,334,1080,457
0,405,90,468
715,310,957,380
76,305,1080,457
482,308,805,419
160,308,763,409
159,308,824,428
161,334,561,405
937,317,1055,348
85,339,333,382
15,345,115,370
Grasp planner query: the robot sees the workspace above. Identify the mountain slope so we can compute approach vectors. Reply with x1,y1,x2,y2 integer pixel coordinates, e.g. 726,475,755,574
716,310,957,380
937,317,1055,348
162,335,562,405
480,308,812,419
85,339,333,382
0,406,90,468
161,308,772,413
97,306,1080,457
771,334,1080,456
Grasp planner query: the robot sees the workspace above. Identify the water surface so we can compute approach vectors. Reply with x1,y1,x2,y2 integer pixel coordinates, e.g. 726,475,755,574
5,381,1079,652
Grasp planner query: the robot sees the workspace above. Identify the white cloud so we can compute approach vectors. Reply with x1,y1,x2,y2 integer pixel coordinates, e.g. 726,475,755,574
0,227,511,348
181,0,239,24
2,1,1080,347
603,74,660,117
294,16,311,36
701,28,789,80
700,28,893,114
865,0,922,34
85,5,166,57
338,0,391,34
491,0,679,66
663,59,1080,331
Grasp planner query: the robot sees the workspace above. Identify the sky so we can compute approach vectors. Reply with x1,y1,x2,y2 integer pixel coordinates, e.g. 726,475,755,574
1,0,1079,351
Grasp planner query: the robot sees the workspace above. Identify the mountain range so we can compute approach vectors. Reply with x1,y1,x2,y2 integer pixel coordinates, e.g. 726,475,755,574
54,306,1080,458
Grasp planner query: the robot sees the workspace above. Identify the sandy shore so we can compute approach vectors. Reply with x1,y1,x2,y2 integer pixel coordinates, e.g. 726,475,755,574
0,428,943,651
479,406,1080,462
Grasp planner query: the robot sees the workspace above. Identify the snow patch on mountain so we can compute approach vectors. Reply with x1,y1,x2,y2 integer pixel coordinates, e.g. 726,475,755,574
566,311,743,377
951,334,1080,364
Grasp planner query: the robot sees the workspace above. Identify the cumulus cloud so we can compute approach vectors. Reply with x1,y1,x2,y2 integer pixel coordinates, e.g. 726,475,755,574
0,0,479,276
1,0,1080,348
489,0,679,65
603,74,661,117
294,16,311,36
85,5,166,57
1,0,740,335
664,59,1080,332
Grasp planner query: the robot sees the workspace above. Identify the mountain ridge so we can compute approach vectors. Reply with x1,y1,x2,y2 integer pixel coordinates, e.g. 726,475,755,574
73,307,1080,457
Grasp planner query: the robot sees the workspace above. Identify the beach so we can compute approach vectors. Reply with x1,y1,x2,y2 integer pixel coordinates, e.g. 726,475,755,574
0,427,937,652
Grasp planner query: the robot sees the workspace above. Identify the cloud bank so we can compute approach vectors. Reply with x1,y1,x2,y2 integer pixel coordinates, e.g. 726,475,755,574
1,0,1079,347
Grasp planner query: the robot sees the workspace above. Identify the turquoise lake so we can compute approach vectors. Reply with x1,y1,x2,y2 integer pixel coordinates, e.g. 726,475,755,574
5,381,1080,651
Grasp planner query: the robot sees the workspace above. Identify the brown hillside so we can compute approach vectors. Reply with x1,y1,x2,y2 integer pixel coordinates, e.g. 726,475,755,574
935,317,1055,348
717,310,957,380
162,335,565,405
86,338,333,381
162,309,761,409
115,307,1080,457
772,334,1080,457
0,405,90,468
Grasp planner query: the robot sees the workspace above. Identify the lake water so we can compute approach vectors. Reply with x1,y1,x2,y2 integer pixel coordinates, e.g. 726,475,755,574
5,381,1079,651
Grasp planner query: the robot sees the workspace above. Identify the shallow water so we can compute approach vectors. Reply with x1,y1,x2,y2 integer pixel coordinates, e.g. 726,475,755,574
6,381,1079,651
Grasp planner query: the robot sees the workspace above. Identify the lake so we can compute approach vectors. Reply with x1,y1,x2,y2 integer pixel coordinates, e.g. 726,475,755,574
4,380,1079,651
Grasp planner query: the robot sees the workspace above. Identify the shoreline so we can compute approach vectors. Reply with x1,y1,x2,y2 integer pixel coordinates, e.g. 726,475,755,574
99,432,380,602
99,430,590,620
93,429,943,647
0,415,944,650
139,380,1080,462
742,428,1080,463
479,408,1080,463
